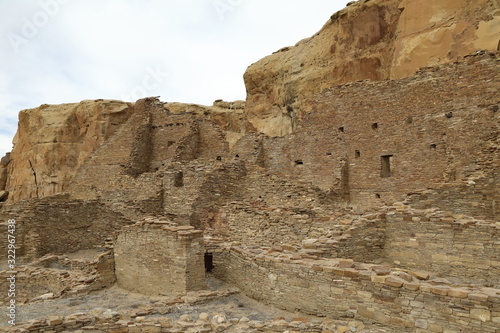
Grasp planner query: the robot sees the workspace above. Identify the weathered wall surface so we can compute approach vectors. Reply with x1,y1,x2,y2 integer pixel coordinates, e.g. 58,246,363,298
213,246,500,332
405,176,500,220
0,250,115,304
67,99,231,196
244,0,500,135
5,100,133,202
0,195,131,259
212,201,499,287
295,53,499,212
202,53,498,231
384,208,500,287
5,98,249,204
67,98,163,208
165,100,253,148
114,221,205,296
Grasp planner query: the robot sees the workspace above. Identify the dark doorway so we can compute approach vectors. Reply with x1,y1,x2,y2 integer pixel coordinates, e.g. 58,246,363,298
204,253,214,272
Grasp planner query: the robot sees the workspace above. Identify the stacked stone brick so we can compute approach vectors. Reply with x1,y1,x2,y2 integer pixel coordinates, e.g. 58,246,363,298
114,219,205,296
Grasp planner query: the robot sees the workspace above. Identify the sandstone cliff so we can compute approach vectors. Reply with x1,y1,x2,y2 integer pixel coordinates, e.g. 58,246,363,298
6,100,133,202
0,153,10,202
4,0,499,202
5,99,250,202
244,0,500,136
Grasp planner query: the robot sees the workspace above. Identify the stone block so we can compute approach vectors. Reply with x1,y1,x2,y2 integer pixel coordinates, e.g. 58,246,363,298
357,306,375,320
408,271,430,280
447,288,469,298
384,277,404,288
337,326,351,333
371,275,387,283
468,293,489,302
403,282,420,291
46,316,63,326
428,323,443,332
430,286,449,296
470,309,491,322
415,319,428,329
338,259,354,268
141,326,162,333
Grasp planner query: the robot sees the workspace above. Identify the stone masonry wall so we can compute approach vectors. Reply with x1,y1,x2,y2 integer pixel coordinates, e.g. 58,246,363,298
114,220,205,296
384,207,500,287
404,175,500,220
230,53,500,217
0,196,132,259
68,98,231,220
213,246,500,332
308,52,499,212
0,249,115,304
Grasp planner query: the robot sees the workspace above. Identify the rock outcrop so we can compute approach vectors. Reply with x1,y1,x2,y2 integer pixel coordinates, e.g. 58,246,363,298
243,0,500,136
6,100,133,202
4,0,499,201
5,99,250,203
0,153,9,191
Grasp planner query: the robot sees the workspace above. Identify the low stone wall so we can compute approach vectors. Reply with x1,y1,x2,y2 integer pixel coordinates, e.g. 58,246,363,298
213,246,500,332
266,204,500,288
405,178,499,221
114,220,205,296
384,206,500,287
0,196,132,259
0,250,115,304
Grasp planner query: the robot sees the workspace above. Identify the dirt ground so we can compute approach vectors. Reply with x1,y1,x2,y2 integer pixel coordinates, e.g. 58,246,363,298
16,275,305,323
12,275,401,332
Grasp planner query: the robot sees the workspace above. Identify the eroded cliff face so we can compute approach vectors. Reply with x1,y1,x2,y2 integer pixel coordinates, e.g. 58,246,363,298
5,99,250,203
0,153,10,202
6,100,133,202
244,0,500,136
4,0,498,202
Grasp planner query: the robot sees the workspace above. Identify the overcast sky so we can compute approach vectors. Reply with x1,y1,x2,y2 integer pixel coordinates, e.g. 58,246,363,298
0,0,347,157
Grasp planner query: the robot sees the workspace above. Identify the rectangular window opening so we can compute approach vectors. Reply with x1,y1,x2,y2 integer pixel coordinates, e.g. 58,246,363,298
173,172,184,187
381,155,393,178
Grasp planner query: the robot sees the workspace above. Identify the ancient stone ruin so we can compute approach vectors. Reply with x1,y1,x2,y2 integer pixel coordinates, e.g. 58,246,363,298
0,0,499,332
114,220,206,296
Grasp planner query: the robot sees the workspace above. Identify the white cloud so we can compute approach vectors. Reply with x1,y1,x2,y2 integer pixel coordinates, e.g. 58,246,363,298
0,0,347,157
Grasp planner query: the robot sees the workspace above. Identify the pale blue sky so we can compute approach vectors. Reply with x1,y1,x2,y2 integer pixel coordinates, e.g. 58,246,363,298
0,0,347,156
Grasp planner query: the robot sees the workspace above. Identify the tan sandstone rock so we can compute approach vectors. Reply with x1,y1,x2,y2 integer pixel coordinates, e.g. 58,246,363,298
5,98,252,203
243,0,500,136
0,153,10,191
6,100,133,202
